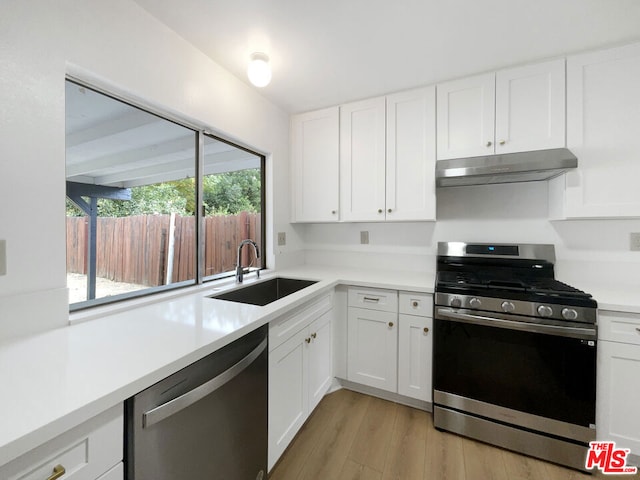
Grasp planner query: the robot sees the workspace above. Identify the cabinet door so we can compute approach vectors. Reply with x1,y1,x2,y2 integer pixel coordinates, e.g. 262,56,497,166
347,307,397,392
495,59,565,154
291,107,339,222
436,73,495,160
561,43,640,218
308,310,333,413
268,328,309,470
340,97,387,221
398,314,433,402
386,87,436,221
597,341,640,455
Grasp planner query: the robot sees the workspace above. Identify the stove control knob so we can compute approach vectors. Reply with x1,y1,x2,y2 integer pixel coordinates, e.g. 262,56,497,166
537,305,553,317
469,297,482,308
562,308,579,321
501,301,515,313
450,297,462,308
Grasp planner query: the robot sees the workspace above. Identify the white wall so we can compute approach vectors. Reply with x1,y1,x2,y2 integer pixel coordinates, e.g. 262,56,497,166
0,0,298,341
300,181,640,293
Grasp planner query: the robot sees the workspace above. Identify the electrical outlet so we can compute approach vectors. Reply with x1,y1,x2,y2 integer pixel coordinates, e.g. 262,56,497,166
631,232,640,251
277,232,286,246
360,231,369,244
0,240,6,276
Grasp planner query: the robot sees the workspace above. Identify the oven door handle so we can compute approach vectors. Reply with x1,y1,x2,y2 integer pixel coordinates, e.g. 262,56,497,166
435,308,597,340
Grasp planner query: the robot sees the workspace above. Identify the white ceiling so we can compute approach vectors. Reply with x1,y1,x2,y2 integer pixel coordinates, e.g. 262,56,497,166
133,0,640,114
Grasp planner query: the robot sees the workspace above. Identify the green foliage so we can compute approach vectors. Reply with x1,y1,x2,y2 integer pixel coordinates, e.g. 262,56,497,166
65,169,261,218
203,169,262,215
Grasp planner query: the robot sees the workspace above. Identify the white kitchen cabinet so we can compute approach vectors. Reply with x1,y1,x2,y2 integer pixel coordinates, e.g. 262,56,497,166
398,292,433,402
596,311,640,456
339,89,437,222
307,311,333,413
437,72,495,160
386,87,436,221
347,287,398,392
550,42,640,219
268,293,334,470
290,107,340,222
0,405,122,480
437,59,565,159
339,97,387,222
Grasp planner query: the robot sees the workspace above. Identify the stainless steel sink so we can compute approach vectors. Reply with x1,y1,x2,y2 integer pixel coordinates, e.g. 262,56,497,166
209,277,318,306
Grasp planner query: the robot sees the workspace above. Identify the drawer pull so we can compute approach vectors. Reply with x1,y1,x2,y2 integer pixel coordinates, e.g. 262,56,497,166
47,465,66,480
636,328,640,334
423,327,430,334
363,297,380,303
412,301,419,308
388,322,394,328
310,332,317,339
305,337,311,344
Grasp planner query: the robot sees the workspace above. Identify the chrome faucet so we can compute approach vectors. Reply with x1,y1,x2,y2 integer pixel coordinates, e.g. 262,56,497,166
236,239,260,283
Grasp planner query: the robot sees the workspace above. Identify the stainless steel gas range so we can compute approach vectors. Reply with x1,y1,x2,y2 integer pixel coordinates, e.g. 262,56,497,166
433,242,597,471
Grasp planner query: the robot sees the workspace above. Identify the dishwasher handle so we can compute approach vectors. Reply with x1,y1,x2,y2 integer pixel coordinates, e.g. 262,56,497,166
142,336,268,428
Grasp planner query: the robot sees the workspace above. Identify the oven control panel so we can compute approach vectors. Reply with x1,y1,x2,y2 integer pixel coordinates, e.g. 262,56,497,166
436,293,596,325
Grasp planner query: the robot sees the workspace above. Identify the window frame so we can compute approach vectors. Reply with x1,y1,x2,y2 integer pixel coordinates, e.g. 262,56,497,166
66,77,266,311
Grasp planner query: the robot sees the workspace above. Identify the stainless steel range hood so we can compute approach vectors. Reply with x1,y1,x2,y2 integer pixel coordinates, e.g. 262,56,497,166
435,148,577,187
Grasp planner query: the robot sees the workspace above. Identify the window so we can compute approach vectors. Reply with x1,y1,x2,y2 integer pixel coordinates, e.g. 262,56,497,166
65,80,264,309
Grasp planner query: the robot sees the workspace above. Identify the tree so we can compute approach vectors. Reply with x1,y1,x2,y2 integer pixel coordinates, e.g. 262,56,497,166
203,169,261,215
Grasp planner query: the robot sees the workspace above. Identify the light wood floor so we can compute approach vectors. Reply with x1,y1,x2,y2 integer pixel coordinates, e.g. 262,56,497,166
269,389,639,480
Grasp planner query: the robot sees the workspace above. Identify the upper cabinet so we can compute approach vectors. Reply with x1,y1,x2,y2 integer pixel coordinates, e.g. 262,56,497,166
436,72,495,160
339,97,387,222
386,87,437,221
550,43,640,219
340,87,436,222
291,107,339,222
436,59,566,160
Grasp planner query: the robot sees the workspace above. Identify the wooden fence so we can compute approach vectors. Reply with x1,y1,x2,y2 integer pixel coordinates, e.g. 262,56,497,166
66,212,261,286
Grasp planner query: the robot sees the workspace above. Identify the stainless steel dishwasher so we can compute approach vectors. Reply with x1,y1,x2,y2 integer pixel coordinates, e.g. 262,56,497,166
125,325,268,480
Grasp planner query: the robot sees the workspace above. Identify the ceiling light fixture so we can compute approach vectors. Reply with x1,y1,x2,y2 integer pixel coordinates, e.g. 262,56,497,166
247,52,272,87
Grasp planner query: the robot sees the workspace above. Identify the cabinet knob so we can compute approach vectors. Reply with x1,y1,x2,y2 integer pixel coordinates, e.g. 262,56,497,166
388,322,394,328
305,337,311,344
486,141,492,147
423,327,430,334
378,209,383,214
387,208,392,213
331,210,337,214
412,301,419,308
636,327,640,334
47,465,66,480
499,139,506,145
311,332,317,339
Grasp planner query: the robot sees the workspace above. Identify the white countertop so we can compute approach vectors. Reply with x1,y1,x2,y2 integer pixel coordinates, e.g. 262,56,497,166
0,265,433,466
1,262,637,466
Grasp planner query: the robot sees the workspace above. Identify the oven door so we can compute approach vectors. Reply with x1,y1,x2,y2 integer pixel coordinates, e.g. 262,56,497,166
433,307,597,439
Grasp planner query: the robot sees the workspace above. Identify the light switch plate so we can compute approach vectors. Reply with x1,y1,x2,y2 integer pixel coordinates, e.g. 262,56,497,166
0,240,6,275
360,231,369,244
277,232,286,246
631,232,640,251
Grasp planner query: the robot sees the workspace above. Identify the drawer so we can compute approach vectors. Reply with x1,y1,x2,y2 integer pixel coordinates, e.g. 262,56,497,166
399,291,433,317
269,291,333,351
0,405,123,480
599,310,640,346
348,287,398,313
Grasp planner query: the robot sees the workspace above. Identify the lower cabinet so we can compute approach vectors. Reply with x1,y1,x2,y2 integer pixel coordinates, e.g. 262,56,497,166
346,287,433,402
0,405,123,480
347,307,398,391
597,310,640,457
398,313,433,402
268,293,333,470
